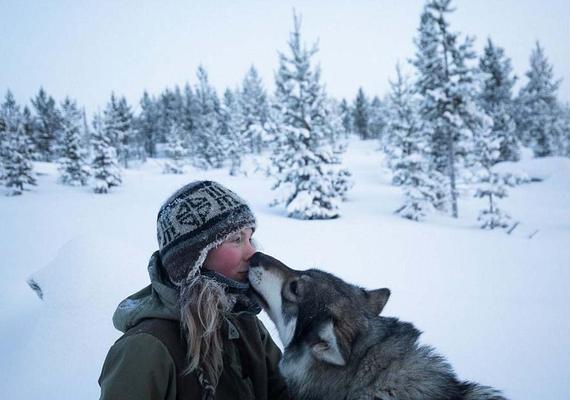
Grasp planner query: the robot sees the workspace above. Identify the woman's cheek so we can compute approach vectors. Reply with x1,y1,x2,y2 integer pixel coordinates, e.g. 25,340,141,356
206,244,243,276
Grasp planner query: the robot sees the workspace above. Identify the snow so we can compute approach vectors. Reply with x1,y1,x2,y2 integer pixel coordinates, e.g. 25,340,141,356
1,139,569,399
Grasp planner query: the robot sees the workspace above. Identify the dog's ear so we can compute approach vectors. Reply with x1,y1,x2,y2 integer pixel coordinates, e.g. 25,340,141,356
311,320,346,366
366,288,391,315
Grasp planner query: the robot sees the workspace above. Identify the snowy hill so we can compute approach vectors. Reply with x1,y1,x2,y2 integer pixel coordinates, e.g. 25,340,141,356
0,139,569,400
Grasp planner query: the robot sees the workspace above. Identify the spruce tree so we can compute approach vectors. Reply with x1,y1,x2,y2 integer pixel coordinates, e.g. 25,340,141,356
412,0,489,218
21,106,39,160
163,122,187,174
559,103,570,157
91,114,122,194
352,87,370,139
239,65,269,153
270,13,351,219
193,66,224,168
516,42,562,157
479,38,519,162
137,91,160,158
368,96,387,140
473,122,512,229
220,88,245,176
31,88,62,161
339,99,352,136
385,65,443,220
103,93,136,168
1,91,36,195
57,97,90,185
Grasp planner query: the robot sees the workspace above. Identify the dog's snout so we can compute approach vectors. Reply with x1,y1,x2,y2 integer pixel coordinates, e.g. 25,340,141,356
248,252,268,268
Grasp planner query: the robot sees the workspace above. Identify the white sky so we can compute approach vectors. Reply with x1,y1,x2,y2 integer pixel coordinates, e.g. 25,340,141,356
1,0,569,114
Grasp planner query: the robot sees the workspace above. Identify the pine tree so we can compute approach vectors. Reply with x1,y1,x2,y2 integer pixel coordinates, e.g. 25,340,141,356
516,42,562,157
473,121,512,229
559,103,570,157
339,99,352,136
1,91,36,195
57,97,90,185
193,66,224,168
103,93,136,168
352,87,370,139
412,0,489,218
384,64,443,220
239,65,270,153
31,88,62,161
116,96,136,167
270,13,351,219
137,91,160,158
21,106,39,161
163,122,187,174
385,64,421,183
182,83,198,149
91,113,122,194
479,38,519,162
220,88,245,176
368,96,387,140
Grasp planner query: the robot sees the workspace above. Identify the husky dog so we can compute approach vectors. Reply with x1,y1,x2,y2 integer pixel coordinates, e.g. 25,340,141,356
248,252,506,400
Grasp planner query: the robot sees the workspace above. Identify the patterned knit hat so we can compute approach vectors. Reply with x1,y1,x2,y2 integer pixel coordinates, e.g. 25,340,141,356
157,181,256,285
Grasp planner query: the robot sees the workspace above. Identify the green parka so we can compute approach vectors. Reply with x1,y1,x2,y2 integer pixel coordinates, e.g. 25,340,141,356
98,252,289,400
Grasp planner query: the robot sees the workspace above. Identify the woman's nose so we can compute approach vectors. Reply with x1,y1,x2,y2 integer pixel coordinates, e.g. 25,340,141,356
244,240,256,260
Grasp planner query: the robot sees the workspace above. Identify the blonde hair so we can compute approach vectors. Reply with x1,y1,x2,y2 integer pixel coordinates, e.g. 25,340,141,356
179,276,232,394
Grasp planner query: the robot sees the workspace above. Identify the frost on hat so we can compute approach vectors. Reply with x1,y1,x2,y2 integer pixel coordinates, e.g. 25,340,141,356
157,181,256,284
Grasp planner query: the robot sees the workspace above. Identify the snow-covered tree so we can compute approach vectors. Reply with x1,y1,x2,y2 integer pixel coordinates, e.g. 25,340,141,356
239,65,270,153
368,96,387,140
137,91,160,158
1,91,36,195
163,123,187,174
479,38,519,162
339,99,353,136
559,103,570,157
103,94,136,168
57,97,90,185
412,0,490,218
384,64,421,182
193,66,224,168
31,88,62,161
516,42,563,157
21,106,39,160
220,88,245,176
473,122,512,229
269,13,351,219
91,113,121,194
352,87,370,139
384,64,443,220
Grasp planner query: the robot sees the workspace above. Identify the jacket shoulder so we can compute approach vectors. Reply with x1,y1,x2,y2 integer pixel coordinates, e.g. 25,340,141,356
99,332,177,400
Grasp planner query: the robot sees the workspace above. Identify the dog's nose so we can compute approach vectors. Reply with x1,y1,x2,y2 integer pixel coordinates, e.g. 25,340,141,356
248,252,268,268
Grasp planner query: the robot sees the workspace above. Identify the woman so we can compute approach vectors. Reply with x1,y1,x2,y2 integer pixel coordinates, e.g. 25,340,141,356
99,181,289,400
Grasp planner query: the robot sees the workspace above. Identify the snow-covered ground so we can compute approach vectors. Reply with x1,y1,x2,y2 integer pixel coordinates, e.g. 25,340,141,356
1,139,569,400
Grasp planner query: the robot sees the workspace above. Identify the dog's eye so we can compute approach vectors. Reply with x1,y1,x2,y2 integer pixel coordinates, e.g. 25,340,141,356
289,280,299,296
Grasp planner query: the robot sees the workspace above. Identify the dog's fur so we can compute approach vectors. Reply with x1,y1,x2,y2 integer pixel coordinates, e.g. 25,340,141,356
248,252,506,400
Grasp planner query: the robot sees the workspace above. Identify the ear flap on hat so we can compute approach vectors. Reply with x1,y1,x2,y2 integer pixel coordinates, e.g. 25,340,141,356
366,288,391,315
311,320,347,366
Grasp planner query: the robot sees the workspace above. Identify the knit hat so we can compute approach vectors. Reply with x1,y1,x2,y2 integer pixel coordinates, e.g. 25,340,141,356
157,181,256,285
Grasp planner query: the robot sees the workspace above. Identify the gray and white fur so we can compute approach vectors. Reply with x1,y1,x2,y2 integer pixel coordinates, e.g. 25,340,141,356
248,252,506,400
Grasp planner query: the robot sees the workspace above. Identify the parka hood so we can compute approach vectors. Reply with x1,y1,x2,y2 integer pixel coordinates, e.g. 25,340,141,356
112,251,179,333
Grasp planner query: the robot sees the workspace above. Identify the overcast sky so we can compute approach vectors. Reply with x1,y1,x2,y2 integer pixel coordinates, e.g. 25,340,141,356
1,0,569,114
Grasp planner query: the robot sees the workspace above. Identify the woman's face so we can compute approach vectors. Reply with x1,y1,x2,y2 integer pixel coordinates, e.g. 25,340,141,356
203,228,255,282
